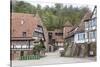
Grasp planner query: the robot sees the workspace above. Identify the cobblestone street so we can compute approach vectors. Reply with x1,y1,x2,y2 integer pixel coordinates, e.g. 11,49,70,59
12,50,96,67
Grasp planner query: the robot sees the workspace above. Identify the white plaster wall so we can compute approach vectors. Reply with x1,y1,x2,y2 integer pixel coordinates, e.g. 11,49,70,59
74,33,86,44
12,41,34,49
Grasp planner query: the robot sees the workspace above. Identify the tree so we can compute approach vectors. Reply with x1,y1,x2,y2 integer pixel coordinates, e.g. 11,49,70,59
13,1,36,14
33,41,45,55
12,1,90,31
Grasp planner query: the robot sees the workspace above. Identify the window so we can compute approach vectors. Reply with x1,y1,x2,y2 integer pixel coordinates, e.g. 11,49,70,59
85,22,89,28
22,45,27,48
48,33,52,40
89,21,92,28
95,31,97,38
11,45,13,48
16,45,21,48
39,34,43,38
89,32,91,39
83,33,85,39
78,34,80,40
37,26,42,31
93,31,96,38
89,31,96,39
36,25,43,32
14,45,16,48
55,33,63,36
21,20,24,24
22,32,26,37
92,18,96,26
85,33,88,39
78,33,85,40
33,32,43,37
89,18,96,28
33,32,38,37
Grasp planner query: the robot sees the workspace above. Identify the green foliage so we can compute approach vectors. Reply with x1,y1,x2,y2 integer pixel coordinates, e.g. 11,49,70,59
20,55,40,60
33,42,45,52
32,42,45,55
13,1,37,14
12,1,90,31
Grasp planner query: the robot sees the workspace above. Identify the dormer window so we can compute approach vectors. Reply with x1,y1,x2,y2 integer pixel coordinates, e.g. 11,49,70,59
21,20,24,24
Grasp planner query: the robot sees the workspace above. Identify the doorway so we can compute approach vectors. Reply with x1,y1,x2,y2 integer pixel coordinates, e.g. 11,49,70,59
49,46,51,52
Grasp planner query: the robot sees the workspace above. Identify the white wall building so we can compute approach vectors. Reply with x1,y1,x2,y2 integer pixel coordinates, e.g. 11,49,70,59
74,6,97,45
84,6,97,43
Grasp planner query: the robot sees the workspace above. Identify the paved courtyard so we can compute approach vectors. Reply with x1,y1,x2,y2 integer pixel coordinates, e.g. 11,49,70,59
11,50,96,67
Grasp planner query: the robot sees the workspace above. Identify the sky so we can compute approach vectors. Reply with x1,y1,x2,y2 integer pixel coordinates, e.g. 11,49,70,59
16,0,96,11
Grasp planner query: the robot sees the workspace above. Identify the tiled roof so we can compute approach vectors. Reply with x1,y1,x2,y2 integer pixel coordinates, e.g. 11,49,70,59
11,13,41,39
63,26,73,38
63,21,73,27
76,11,92,33
75,21,85,33
64,26,76,38
83,11,92,21
64,11,92,38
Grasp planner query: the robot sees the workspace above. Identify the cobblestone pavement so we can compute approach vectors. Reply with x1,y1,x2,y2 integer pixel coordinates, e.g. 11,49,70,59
11,50,96,67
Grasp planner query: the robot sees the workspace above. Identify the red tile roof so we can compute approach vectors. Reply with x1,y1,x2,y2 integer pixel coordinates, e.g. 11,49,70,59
63,26,73,38
75,21,85,33
11,13,41,38
83,11,92,21
63,11,92,38
76,11,92,33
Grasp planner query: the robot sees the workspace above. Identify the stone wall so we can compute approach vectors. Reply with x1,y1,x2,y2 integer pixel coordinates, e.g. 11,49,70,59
88,42,96,56
64,42,96,57
11,50,20,60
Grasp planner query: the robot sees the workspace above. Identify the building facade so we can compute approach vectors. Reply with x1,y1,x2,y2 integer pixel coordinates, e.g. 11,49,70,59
11,13,46,60
47,29,64,52
84,6,97,56
54,29,64,47
84,6,97,43
74,22,86,44
63,6,97,57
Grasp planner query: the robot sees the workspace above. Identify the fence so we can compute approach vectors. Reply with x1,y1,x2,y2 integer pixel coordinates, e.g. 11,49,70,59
19,55,40,60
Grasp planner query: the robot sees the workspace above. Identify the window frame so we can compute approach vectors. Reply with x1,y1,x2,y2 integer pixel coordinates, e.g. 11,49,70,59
78,33,85,40
22,32,27,37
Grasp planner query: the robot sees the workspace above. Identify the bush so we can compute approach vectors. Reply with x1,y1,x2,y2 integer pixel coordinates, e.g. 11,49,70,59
33,41,45,56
